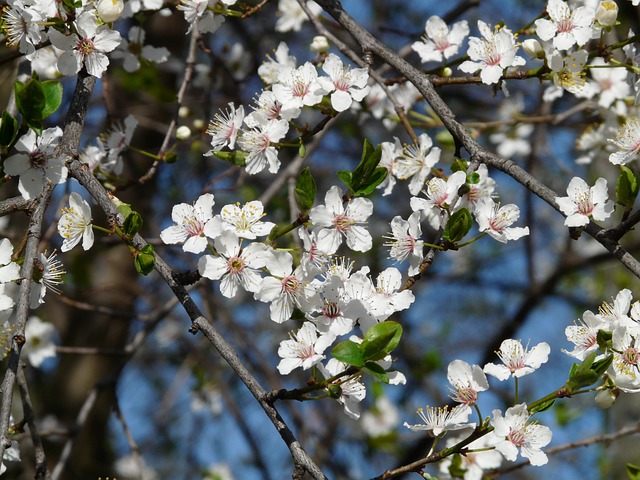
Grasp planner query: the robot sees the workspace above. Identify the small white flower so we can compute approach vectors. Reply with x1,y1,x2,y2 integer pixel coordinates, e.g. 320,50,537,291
58,192,94,252
255,250,315,323
490,403,552,466
277,322,335,374
48,12,122,78
484,339,550,380
563,310,608,360
384,212,424,276
393,133,441,196
30,251,65,308
587,58,629,108
237,113,289,175
272,62,325,110
447,359,489,406
609,119,640,165
317,53,370,112
412,16,469,63
0,239,21,285
361,396,400,438
459,21,525,85
1,3,45,60
475,198,529,243
111,25,170,72
160,193,215,253
0,440,20,476
556,177,614,227
23,316,57,368
177,0,225,34
3,127,66,200
595,1,618,27
535,0,594,50
403,404,473,437
275,0,322,33
439,428,503,480
547,49,589,97
205,103,245,153
198,231,268,298
309,186,373,254
609,326,640,393
258,42,297,85
209,200,275,240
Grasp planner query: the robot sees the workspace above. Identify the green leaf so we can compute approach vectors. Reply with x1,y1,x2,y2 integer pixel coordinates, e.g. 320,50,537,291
352,139,382,184
448,453,467,478
627,463,640,480
213,150,246,167
363,361,389,383
361,321,403,361
134,244,156,275
331,340,364,367
122,211,143,238
15,79,46,121
40,80,63,118
337,170,353,191
352,167,388,197
442,208,473,243
0,111,18,147
597,329,613,350
294,167,317,212
591,354,613,376
617,165,639,208
117,203,133,219
450,158,468,173
529,398,555,414
467,172,480,184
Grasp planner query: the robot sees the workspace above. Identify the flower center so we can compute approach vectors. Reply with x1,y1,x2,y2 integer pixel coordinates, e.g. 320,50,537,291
332,214,352,232
575,192,594,216
227,256,245,274
76,37,95,56
282,275,301,295
557,17,574,34
322,302,341,319
508,428,526,447
30,150,47,169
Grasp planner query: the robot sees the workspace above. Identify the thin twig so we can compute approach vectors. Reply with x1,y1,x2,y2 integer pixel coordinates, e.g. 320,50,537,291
16,365,50,480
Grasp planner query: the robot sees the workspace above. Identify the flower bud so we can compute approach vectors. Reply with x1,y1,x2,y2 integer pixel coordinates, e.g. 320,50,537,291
176,126,191,140
595,1,618,27
594,388,619,409
97,0,124,22
441,67,453,77
327,383,342,399
310,36,329,53
193,118,205,130
178,106,190,118
522,38,544,59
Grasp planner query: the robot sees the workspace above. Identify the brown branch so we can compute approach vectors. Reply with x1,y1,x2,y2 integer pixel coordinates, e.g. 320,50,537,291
0,70,96,463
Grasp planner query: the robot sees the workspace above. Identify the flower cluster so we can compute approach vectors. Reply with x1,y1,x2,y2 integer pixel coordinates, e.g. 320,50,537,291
405,346,552,473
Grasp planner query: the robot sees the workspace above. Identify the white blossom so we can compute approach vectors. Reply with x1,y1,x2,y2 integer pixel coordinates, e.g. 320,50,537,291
160,193,215,254
317,53,370,112
535,0,594,50
48,12,122,78
277,322,335,374
4,127,66,200
309,186,373,254
475,198,529,243
556,177,614,227
609,119,640,165
484,339,550,380
404,404,473,437
22,316,56,368
490,403,552,466
412,16,469,63
459,21,525,85
58,192,94,252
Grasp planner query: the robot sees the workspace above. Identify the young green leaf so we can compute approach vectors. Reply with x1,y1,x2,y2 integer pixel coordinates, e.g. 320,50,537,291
361,321,403,361
0,111,18,147
442,208,473,243
331,340,364,367
123,211,144,238
294,167,317,212
363,361,389,383
40,80,63,118
135,244,156,275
